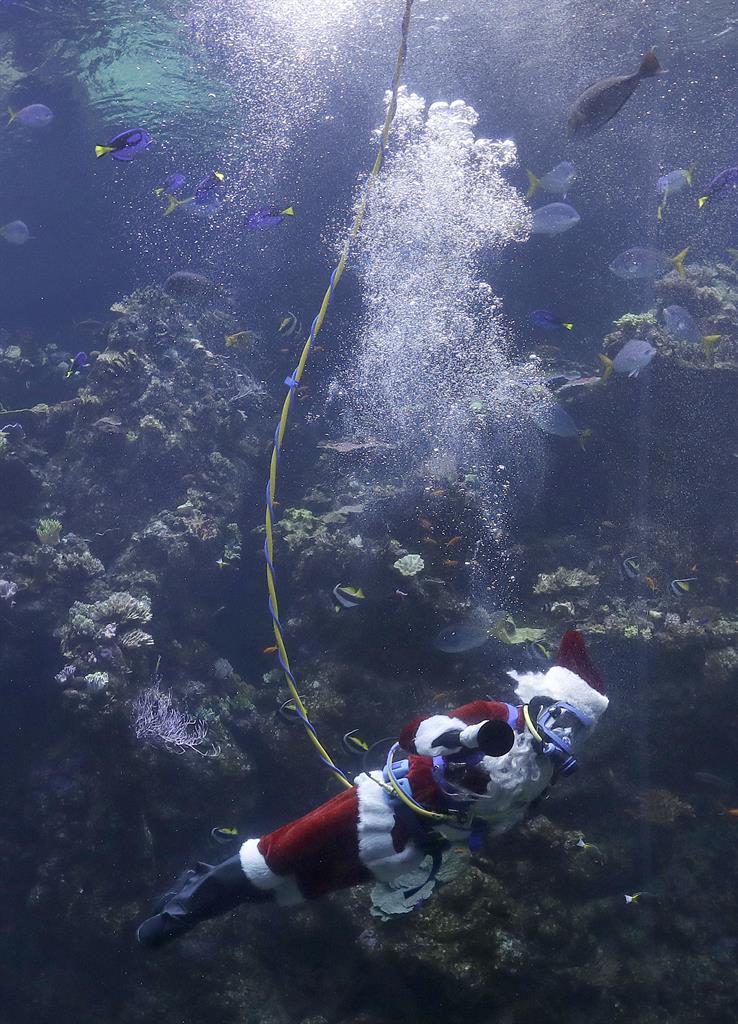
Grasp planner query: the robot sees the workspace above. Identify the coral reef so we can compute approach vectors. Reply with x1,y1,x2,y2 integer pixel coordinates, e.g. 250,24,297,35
2,259,738,1024
533,566,600,594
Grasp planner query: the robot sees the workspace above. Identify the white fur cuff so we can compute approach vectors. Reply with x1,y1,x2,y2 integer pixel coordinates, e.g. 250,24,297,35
239,838,303,906
413,715,467,756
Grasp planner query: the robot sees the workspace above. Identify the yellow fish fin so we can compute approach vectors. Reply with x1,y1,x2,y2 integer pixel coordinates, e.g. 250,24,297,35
525,170,540,199
95,145,115,158
671,246,689,278
702,334,721,359
657,203,664,222
697,195,709,209
598,354,613,383
213,170,225,181
153,187,164,196
281,206,295,216
563,322,573,330
7,106,16,126
163,194,194,217
685,162,697,186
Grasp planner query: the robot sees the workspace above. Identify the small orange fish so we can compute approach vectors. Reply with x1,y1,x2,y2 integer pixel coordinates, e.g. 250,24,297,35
421,536,439,545
442,559,459,567
644,576,657,592
419,517,433,530
446,535,462,547
262,644,278,654
722,808,738,817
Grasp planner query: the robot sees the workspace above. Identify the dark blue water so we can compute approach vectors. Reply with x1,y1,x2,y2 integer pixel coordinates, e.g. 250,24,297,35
2,2,738,1023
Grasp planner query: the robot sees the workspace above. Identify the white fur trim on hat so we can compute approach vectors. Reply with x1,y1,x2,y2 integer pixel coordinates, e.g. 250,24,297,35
413,715,467,756
508,665,609,724
355,771,426,883
239,838,303,906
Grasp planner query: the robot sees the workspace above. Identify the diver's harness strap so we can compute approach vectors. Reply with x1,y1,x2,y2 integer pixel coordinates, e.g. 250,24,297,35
381,751,483,898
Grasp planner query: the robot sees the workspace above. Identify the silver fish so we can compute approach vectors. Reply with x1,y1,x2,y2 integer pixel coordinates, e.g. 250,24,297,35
613,339,656,377
609,246,688,281
530,202,581,236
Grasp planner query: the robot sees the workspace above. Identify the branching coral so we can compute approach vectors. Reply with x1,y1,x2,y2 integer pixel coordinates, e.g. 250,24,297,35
119,628,154,648
131,684,219,756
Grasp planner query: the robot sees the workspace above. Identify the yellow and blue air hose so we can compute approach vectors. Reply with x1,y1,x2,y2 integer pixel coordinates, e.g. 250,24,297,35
263,0,415,793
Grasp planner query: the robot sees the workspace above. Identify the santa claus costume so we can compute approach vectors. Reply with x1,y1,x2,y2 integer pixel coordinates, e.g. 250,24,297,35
138,630,608,948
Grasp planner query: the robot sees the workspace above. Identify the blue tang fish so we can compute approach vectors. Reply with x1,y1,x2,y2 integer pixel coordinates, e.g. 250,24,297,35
195,171,225,207
530,309,573,330
162,171,224,217
243,206,295,230
65,352,89,378
95,128,152,161
154,172,186,197
698,166,738,209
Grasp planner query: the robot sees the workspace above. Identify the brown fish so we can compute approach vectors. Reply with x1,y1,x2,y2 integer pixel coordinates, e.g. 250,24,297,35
567,48,662,137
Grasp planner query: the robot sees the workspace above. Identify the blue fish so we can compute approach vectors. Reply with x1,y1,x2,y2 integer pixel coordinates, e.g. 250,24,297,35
154,172,186,197
0,219,29,245
530,309,573,330
7,103,53,128
243,205,295,230
698,167,738,209
433,620,491,653
531,403,580,439
195,170,225,207
65,351,88,378
95,129,152,161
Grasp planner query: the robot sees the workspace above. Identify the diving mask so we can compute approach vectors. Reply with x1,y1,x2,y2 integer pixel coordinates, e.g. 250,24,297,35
526,697,593,776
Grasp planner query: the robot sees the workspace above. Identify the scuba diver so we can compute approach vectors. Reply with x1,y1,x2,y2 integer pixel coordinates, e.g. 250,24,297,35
137,629,608,948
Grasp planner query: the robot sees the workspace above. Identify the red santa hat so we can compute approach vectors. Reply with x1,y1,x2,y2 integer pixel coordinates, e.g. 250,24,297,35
508,630,608,724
